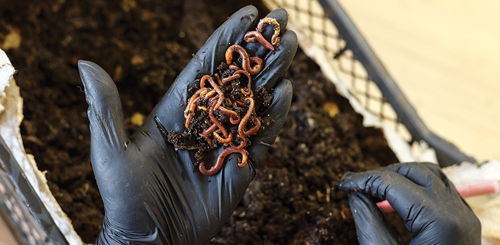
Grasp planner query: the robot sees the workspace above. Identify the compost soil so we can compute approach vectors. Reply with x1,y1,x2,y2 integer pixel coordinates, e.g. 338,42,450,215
1,0,411,243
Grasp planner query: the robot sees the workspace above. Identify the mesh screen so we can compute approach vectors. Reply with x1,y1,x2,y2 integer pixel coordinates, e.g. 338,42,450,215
263,0,413,143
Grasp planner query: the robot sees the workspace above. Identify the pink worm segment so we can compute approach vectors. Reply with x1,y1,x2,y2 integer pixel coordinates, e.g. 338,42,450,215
377,180,500,213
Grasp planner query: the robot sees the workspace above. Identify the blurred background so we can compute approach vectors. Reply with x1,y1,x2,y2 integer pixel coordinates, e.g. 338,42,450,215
338,0,500,162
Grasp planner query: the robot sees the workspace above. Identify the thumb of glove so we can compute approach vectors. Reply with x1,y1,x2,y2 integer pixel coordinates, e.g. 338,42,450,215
78,60,128,196
348,192,400,245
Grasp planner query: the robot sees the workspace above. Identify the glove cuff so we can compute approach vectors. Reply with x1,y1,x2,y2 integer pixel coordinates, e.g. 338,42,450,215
95,215,162,245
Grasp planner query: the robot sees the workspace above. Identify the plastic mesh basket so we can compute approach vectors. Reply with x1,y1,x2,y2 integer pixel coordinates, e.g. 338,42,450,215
262,0,475,167
0,137,54,245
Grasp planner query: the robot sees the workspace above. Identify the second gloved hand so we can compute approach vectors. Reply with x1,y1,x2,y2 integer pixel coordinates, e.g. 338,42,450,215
338,162,481,245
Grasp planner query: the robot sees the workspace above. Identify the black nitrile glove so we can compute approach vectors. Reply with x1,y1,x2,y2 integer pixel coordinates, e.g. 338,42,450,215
338,162,481,245
78,6,297,245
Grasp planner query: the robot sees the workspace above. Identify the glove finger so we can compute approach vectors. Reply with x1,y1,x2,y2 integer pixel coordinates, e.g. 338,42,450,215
381,162,464,205
243,8,288,58
380,162,447,189
246,79,293,169
253,30,298,92
78,60,128,155
337,170,428,217
419,162,471,209
151,6,259,132
348,192,400,245
420,162,455,187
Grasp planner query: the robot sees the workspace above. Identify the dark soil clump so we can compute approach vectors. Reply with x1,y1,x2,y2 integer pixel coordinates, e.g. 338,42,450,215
1,0,411,243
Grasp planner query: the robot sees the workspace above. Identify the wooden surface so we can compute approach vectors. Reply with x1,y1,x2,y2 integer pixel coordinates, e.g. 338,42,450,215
0,212,18,245
338,0,500,162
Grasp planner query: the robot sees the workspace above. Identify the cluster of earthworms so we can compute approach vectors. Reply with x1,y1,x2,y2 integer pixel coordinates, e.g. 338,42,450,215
183,17,281,176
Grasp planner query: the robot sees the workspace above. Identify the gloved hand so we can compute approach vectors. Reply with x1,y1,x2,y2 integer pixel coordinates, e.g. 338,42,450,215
338,162,481,245
78,6,297,245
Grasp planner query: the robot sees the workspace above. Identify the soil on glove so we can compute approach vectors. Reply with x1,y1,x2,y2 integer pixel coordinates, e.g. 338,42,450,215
166,62,273,172
0,0,411,243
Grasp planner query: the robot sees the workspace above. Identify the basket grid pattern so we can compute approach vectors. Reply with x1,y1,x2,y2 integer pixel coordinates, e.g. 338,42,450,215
266,0,413,142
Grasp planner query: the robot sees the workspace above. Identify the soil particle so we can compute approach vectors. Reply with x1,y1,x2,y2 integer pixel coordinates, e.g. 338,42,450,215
255,86,274,108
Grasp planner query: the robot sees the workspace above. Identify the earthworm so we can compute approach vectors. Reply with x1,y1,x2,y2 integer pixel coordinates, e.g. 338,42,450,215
234,100,245,106
206,137,213,147
203,75,224,110
225,44,262,75
222,69,252,85
185,96,201,128
241,117,261,137
222,74,240,84
257,17,280,46
232,140,248,167
239,70,253,94
238,98,256,138
241,88,252,97
340,207,352,220
198,142,248,176
229,65,241,71
200,123,217,146
213,131,233,144
199,75,210,89
184,88,208,119
244,31,275,51
222,70,254,98
208,96,227,137
202,123,218,137
249,57,263,76
204,90,217,100
218,106,240,124
214,73,222,85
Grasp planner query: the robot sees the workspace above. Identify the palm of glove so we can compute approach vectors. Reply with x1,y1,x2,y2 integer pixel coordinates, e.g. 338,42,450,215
78,6,297,244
